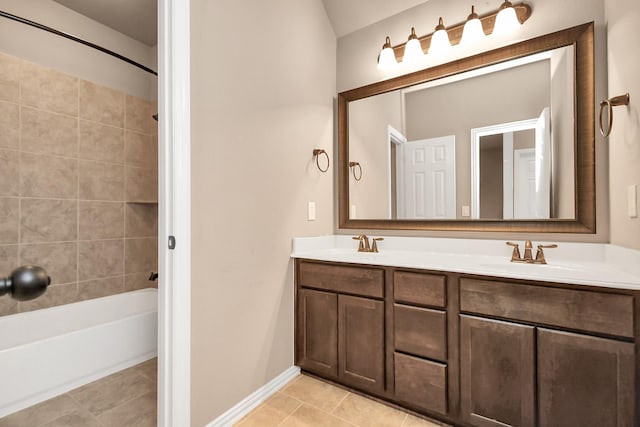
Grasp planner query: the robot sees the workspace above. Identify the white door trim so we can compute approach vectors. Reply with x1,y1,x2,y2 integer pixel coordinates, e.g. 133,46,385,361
158,0,191,425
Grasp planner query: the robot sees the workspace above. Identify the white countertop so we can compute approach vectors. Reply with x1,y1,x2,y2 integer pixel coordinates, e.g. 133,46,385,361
291,235,640,290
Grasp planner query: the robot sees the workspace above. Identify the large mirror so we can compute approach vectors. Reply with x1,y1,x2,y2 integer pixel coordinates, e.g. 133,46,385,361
339,23,595,233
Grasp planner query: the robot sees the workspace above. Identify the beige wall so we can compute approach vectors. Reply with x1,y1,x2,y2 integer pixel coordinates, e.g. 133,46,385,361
0,0,156,100
336,0,609,243
606,0,640,249
0,52,158,317
189,0,335,424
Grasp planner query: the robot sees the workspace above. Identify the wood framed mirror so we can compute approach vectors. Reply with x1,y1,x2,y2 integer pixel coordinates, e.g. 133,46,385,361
338,22,595,233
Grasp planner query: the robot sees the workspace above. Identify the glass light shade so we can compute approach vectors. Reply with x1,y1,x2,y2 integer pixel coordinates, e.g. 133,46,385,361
460,7,485,46
493,2,521,36
428,30,451,55
377,46,397,70
403,38,424,64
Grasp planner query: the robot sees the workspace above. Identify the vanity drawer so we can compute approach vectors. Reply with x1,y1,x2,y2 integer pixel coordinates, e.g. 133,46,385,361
460,278,634,338
394,271,446,308
395,352,447,415
394,304,447,362
298,261,384,298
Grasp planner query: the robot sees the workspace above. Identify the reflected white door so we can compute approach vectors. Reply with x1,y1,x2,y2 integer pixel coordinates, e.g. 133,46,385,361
397,136,456,219
514,149,536,218
534,107,551,218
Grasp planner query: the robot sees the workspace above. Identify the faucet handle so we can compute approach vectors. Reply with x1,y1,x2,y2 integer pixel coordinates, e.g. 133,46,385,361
352,234,370,252
506,242,522,262
371,237,384,253
535,244,558,264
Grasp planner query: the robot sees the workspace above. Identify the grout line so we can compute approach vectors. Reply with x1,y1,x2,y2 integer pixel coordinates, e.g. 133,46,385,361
329,391,351,414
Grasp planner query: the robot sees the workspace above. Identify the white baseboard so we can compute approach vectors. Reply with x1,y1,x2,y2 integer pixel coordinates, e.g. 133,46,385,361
206,366,301,427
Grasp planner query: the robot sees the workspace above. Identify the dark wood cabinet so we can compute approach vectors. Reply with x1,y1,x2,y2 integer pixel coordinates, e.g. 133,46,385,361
460,315,535,427
537,328,634,427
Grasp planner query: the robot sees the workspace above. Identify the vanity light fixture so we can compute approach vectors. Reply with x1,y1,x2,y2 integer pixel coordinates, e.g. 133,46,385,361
377,36,398,70
402,27,424,65
428,17,452,54
460,6,485,46
493,0,521,36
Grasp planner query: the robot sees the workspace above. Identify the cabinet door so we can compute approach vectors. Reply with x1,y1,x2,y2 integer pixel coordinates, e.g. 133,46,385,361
296,288,338,377
537,328,634,427
338,295,385,393
460,315,535,427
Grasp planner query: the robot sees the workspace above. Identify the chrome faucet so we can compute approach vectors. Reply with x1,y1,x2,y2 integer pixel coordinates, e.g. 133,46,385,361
352,234,384,253
506,240,557,264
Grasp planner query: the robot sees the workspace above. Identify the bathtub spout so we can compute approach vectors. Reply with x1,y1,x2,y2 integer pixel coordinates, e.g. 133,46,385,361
0,265,51,301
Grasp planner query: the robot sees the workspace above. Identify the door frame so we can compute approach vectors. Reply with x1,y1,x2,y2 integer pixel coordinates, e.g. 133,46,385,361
158,0,191,425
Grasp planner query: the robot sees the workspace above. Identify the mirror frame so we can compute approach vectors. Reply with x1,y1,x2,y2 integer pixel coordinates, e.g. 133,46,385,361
338,22,595,233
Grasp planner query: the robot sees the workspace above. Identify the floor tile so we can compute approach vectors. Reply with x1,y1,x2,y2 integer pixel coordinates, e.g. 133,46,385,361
40,409,102,427
96,390,157,427
332,393,407,427
402,414,446,426
134,358,158,383
280,404,356,427
0,394,79,427
235,391,302,427
280,375,349,413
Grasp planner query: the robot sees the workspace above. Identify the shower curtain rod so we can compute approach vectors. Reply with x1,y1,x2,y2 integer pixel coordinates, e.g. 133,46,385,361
0,10,158,76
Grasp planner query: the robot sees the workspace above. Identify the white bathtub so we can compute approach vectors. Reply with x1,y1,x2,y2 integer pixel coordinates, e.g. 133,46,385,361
0,288,157,418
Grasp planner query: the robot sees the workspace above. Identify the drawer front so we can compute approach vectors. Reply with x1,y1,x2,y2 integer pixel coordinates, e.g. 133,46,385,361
394,271,446,308
395,352,447,415
298,261,384,298
460,278,634,338
395,304,447,362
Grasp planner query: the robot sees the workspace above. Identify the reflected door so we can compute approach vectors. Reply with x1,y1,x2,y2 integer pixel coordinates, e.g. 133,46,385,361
397,136,456,219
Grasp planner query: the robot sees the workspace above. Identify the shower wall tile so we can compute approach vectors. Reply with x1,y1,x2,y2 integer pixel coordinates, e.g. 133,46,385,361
0,52,22,103
20,152,78,199
125,238,157,274
0,149,19,196
0,101,20,150
125,95,155,134
125,272,157,292
125,131,155,168
0,197,19,244
0,296,19,316
0,244,18,274
125,203,158,238
79,120,124,164
20,282,78,313
20,242,78,285
20,199,77,243
78,239,124,280
21,107,78,157
125,167,157,202
79,201,124,240
79,160,124,201
21,61,78,117
78,276,124,301
79,80,124,128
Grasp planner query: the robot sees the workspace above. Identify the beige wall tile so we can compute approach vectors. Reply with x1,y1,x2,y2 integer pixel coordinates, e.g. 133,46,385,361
0,244,19,316
21,61,78,117
125,95,154,133
78,239,124,280
0,197,19,244
79,80,124,127
19,282,78,312
78,276,124,301
20,242,77,285
125,203,157,238
79,120,124,164
20,152,78,199
0,393,80,427
0,149,19,196
125,130,156,168
79,201,124,240
125,238,157,274
124,272,156,292
20,199,77,243
21,107,78,157
125,167,157,202
79,160,124,201
0,101,20,150
0,294,19,316
0,52,22,103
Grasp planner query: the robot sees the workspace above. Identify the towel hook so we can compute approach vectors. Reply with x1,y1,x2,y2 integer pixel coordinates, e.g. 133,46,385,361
599,93,630,137
312,149,330,172
349,161,363,181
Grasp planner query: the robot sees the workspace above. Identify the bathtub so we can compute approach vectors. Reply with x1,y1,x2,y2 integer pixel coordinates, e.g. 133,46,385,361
0,288,157,418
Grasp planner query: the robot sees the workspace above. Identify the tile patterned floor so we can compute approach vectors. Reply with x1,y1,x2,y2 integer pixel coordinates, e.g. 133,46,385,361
0,358,157,427
235,374,449,427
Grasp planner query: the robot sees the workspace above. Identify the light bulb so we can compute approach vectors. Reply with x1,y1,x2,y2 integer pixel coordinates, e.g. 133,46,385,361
377,36,398,71
402,27,424,65
460,6,486,46
428,18,451,55
493,0,521,36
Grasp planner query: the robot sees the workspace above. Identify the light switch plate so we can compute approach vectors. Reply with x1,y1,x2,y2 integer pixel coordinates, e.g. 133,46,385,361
462,205,470,217
350,204,357,219
307,202,316,221
628,185,638,218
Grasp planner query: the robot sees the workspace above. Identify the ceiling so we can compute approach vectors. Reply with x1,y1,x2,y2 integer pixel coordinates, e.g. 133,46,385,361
321,0,429,38
54,0,157,46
